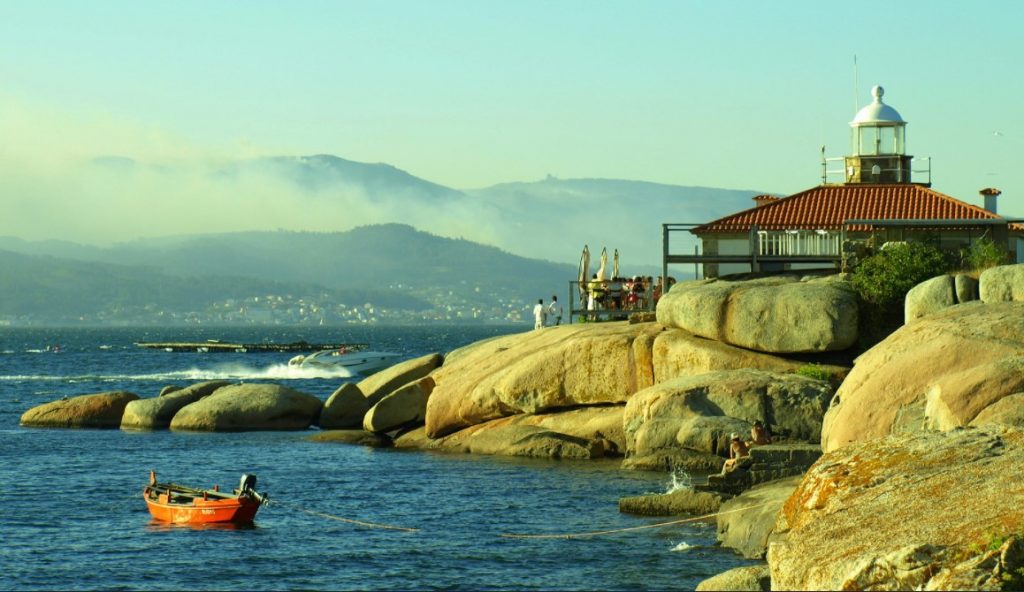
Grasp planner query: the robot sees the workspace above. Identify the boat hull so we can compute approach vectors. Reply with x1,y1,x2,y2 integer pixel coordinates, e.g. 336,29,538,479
144,486,262,524
295,350,401,375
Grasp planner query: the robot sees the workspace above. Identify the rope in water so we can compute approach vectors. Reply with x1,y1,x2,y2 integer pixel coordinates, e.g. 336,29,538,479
268,500,420,533
497,500,776,540
266,498,775,538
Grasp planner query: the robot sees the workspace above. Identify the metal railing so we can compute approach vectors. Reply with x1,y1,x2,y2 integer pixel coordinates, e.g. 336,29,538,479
758,230,841,257
821,156,932,185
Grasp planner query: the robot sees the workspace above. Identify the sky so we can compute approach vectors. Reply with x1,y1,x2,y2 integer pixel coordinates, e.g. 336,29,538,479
1,0,1022,245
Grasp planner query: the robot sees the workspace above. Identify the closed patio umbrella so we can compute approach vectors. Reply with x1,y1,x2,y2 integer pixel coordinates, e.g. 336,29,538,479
597,247,608,281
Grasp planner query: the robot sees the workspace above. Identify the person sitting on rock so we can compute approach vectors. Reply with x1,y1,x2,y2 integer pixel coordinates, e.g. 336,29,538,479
750,420,772,446
722,433,750,472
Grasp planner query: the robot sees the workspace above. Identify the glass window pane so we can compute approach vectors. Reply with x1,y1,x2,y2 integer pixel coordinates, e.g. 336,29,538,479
879,127,896,155
859,127,878,155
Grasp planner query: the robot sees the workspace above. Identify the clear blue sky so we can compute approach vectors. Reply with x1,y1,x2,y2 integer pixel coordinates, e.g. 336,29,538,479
1,0,1022,225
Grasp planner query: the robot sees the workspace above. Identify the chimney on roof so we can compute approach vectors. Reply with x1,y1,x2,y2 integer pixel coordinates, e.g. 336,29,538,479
752,194,779,208
980,187,1001,214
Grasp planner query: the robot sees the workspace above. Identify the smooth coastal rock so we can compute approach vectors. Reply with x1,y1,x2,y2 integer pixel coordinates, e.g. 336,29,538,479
20,391,139,429
822,301,1024,452
695,565,771,592
318,383,368,429
425,420,604,459
970,392,1024,427
651,328,838,383
308,429,393,447
904,274,955,323
979,263,1024,303
656,275,859,353
954,273,979,304
425,323,661,438
169,383,322,431
716,475,801,559
121,380,232,430
769,427,1024,591
363,376,435,433
396,407,623,460
623,369,832,470
618,488,729,516
358,352,443,406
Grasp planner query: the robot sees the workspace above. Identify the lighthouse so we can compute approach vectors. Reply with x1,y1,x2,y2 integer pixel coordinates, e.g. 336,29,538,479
844,85,914,184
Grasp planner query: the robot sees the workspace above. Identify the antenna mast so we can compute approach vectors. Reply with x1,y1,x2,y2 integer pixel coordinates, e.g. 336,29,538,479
853,55,860,113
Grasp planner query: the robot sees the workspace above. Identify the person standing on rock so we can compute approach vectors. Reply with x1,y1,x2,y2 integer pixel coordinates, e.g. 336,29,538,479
533,299,546,330
548,295,563,326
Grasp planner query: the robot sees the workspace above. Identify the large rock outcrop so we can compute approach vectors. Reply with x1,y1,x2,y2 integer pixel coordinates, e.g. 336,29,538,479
716,475,801,559
822,301,1024,452
120,380,232,430
20,391,139,428
425,323,661,438
169,383,322,431
651,328,831,382
979,263,1024,303
657,275,859,353
769,427,1024,591
623,369,832,471
424,322,845,441
396,406,624,460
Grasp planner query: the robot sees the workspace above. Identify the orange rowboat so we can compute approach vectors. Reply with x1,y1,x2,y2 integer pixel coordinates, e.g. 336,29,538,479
143,471,268,525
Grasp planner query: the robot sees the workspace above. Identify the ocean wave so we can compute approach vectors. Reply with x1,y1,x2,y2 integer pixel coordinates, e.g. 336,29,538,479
670,541,695,552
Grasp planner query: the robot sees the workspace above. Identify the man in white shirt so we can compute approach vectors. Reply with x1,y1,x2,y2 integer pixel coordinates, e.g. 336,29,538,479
548,295,563,325
533,299,546,330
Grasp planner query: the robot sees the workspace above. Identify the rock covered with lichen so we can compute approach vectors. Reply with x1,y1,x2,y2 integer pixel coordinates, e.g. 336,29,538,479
768,426,1024,590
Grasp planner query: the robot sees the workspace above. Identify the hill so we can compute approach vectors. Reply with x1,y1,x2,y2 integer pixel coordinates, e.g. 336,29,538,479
0,225,574,325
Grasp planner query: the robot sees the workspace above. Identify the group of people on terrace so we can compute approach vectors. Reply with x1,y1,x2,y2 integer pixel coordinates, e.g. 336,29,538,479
581,275,676,314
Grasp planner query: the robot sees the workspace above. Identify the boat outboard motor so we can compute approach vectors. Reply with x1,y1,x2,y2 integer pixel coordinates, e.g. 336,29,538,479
239,473,257,493
238,473,269,505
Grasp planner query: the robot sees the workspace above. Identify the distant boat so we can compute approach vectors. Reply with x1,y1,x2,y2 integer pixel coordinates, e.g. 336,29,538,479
290,349,401,375
143,472,268,525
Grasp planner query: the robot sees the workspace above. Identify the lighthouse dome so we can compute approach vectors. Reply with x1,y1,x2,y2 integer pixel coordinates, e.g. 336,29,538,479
851,85,904,126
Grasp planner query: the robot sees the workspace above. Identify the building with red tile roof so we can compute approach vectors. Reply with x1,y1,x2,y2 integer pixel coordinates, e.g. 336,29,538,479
666,86,1022,278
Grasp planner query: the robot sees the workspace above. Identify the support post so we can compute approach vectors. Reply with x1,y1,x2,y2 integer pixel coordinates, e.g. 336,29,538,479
750,224,760,273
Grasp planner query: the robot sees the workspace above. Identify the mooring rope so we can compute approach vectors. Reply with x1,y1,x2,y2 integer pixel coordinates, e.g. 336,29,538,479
268,499,420,533
498,500,776,540
266,498,775,538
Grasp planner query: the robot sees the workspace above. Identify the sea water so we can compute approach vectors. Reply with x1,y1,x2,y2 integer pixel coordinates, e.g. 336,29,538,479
0,326,754,590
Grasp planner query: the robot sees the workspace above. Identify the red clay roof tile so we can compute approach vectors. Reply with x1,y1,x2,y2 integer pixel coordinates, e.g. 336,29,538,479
693,184,1017,233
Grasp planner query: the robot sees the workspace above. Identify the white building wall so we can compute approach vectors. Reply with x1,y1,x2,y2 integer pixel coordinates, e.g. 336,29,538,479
718,238,753,276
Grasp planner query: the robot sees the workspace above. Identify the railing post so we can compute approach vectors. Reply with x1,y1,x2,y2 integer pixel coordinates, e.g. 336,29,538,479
662,224,669,296
750,224,760,272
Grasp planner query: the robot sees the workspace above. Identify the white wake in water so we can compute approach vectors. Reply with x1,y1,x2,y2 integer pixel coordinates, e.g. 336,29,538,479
0,362,355,382
670,541,695,552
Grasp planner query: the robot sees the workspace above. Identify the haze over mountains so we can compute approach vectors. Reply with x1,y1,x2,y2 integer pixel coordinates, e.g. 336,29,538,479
8,154,762,266
1,154,766,324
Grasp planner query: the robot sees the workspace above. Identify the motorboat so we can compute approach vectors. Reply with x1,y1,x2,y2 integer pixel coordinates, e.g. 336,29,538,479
290,349,401,375
143,471,268,524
